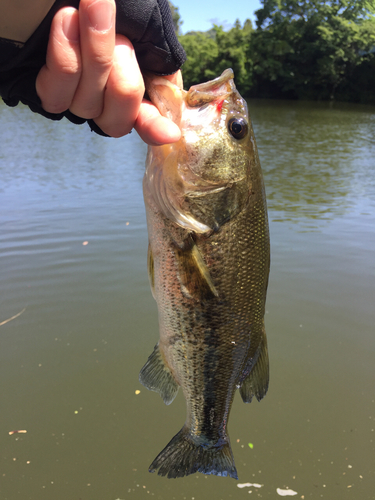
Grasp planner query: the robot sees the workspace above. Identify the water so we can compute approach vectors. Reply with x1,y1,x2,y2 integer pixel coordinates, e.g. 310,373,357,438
0,98,374,499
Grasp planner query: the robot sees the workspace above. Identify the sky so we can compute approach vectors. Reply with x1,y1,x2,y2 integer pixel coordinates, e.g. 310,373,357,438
173,0,263,34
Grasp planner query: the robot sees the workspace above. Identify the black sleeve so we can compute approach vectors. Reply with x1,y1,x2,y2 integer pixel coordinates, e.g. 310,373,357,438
0,0,186,134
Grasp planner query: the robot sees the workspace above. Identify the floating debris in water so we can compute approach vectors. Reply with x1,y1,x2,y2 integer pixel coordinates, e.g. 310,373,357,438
248,443,254,449
135,390,141,395
9,430,27,435
0,307,26,326
276,488,298,496
82,241,89,245
237,483,263,489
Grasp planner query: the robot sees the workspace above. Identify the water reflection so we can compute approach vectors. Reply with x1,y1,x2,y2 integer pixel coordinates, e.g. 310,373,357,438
2,100,375,227
0,101,147,194
249,99,375,226
1,99,375,499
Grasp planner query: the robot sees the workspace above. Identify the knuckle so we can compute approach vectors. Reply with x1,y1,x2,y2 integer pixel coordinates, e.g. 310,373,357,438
70,102,103,120
42,100,70,114
123,80,144,100
100,122,132,138
58,63,81,77
111,76,145,103
90,52,113,73
49,47,81,76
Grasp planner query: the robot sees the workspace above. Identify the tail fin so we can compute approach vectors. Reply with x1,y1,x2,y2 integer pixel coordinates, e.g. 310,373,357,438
149,426,238,479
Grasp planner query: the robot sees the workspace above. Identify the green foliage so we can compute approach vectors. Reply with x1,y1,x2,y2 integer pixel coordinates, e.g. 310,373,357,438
177,0,375,103
178,31,219,87
168,1,183,34
179,19,253,94
212,21,253,94
251,0,375,100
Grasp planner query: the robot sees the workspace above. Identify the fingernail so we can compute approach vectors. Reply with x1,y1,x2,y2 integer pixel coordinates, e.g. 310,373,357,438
62,11,80,42
87,0,114,32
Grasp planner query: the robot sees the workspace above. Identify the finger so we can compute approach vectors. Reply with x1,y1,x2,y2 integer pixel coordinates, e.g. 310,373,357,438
36,8,81,114
135,70,183,145
93,35,145,138
69,0,115,119
135,100,181,145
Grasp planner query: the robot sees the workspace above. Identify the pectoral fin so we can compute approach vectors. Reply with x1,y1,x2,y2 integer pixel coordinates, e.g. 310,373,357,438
139,343,179,405
239,330,269,403
174,235,218,301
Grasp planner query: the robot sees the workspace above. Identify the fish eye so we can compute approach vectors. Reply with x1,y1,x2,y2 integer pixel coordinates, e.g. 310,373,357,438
228,117,248,140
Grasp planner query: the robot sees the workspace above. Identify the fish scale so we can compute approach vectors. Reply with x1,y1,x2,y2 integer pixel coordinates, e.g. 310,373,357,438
140,69,270,479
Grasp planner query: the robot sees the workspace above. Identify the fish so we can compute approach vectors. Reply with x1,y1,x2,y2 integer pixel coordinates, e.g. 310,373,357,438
140,68,270,480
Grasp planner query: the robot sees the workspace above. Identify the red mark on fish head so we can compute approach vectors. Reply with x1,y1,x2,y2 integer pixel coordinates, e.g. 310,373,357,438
216,99,224,113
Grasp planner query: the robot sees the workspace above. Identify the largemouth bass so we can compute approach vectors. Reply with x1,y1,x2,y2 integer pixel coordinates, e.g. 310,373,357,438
140,69,270,479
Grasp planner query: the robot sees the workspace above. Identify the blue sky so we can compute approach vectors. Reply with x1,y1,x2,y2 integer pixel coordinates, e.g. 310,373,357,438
173,0,263,34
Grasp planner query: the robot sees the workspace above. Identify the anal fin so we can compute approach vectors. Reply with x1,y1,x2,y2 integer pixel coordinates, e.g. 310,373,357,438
139,343,179,405
240,330,269,403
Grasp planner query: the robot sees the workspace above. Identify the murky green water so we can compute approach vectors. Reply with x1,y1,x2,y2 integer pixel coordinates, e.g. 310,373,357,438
0,98,374,500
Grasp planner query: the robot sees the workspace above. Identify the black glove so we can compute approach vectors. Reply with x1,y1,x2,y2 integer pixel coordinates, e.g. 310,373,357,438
0,0,186,134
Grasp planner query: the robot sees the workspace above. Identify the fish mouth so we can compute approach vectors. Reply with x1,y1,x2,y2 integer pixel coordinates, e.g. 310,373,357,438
186,68,236,108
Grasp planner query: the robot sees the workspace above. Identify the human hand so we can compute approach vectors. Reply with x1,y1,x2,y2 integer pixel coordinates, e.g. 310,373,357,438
35,0,182,144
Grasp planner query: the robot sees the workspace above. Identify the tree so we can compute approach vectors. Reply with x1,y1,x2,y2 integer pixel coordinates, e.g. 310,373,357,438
179,20,254,93
175,1,375,102
178,31,218,87
255,0,375,29
251,0,375,100
168,1,183,34
211,20,254,94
